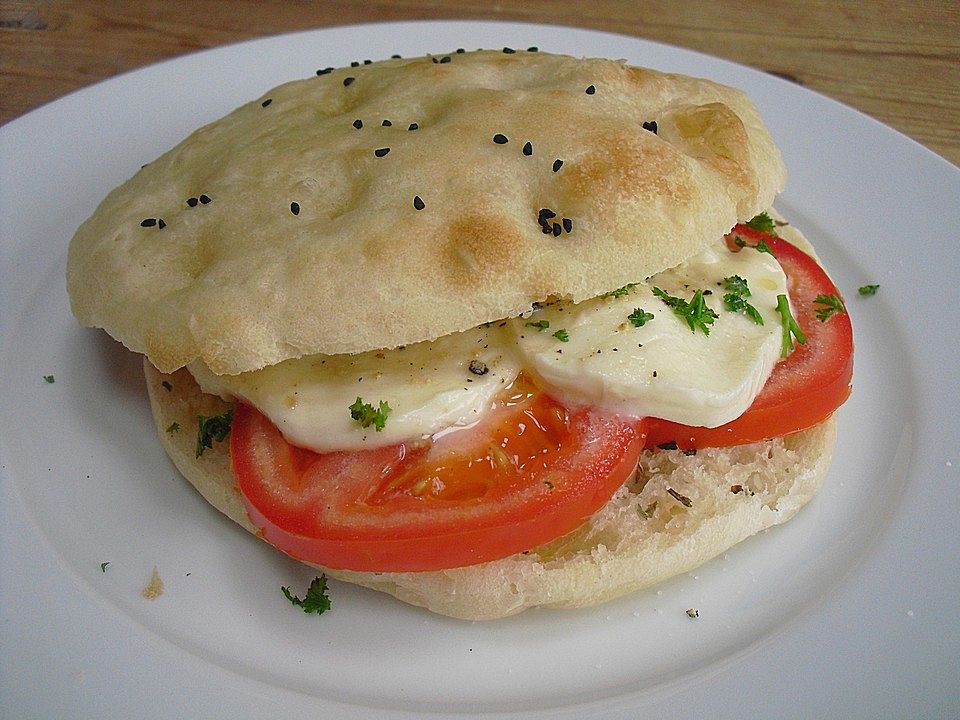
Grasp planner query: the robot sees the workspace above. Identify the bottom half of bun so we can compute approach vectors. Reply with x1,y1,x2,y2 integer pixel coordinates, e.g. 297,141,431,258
145,359,837,621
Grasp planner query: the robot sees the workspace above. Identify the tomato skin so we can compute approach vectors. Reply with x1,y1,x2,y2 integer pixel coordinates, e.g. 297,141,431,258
644,227,853,449
232,387,644,572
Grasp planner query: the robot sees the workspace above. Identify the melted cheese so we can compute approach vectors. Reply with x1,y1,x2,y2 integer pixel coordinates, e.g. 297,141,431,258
190,324,520,451
189,240,789,451
510,244,788,427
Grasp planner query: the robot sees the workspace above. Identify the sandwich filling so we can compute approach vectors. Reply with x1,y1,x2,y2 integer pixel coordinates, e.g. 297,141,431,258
176,221,853,573
190,234,788,452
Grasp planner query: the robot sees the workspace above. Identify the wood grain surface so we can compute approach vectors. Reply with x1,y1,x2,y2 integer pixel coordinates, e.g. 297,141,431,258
1,0,958,166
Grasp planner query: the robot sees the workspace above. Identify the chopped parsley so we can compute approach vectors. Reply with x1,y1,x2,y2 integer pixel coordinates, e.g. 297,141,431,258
744,211,777,234
722,275,764,325
652,287,718,335
100,562,110,573
282,575,331,615
165,422,180,434
43,375,55,383
552,328,570,342
858,284,880,296
525,319,550,331
776,294,807,357
732,235,773,255
814,293,847,322
603,282,638,299
195,408,234,458
628,308,655,327
349,396,391,431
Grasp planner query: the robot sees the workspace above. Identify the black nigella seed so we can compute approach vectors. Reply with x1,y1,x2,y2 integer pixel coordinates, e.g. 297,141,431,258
541,225,553,235
552,222,562,237
562,218,573,233
353,118,363,129
157,218,166,229
374,147,391,157
642,120,658,134
140,218,157,227
432,57,439,64
413,195,425,210
290,202,301,216
552,159,563,172
522,141,533,156
316,67,334,75
343,76,355,86
440,56,451,63
503,47,516,54
363,59,372,65
391,54,401,59
456,48,465,53
528,46,539,52
350,61,360,67
381,119,392,127
585,84,596,95
186,197,199,207
261,98,272,107
408,122,419,131
493,133,509,145
199,194,211,204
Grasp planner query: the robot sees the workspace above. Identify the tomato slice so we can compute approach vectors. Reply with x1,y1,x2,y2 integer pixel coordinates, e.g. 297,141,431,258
643,225,853,449
231,226,852,571
231,375,644,572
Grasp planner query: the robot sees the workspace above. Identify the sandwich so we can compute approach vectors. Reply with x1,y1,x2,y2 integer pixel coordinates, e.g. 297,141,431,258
66,49,853,620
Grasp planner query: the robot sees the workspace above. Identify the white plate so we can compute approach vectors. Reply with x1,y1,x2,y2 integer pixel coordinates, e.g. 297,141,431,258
2,20,958,719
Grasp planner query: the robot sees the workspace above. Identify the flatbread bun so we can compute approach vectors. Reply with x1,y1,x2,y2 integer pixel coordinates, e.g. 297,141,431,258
145,360,836,620
68,50,784,375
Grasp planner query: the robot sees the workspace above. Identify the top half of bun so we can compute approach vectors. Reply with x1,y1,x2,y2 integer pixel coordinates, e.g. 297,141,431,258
67,49,785,375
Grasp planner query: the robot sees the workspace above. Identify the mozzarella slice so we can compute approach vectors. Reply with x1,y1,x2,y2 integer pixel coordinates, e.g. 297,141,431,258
510,243,788,427
189,324,520,451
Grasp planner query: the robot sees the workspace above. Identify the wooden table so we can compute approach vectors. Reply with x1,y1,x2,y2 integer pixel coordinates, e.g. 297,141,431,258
2,1,958,167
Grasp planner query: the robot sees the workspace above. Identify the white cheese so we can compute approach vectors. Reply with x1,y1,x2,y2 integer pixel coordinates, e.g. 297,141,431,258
188,324,520,451
188,240,789,451
510,243,788,427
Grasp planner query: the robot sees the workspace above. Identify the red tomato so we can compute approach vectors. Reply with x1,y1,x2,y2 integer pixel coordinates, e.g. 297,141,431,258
231,375,644,572
231,227,852,571
643,225,853,449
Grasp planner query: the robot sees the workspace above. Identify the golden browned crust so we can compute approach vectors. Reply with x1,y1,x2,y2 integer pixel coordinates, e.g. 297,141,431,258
70,50,784,375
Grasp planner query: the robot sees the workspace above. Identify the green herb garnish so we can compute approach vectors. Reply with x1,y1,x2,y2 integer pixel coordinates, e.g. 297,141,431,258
552,328,570,342
349,396,392,431
603,282,638,299
100,562,110,573
776,294,806,357
858,284,880,296
195,408,234,457
282,575,331,615
732,234,773,254
628,308,655,327
525,319,550,331
722,275,764,325
745,211,777,234
166,422,180,434
814,293,847,322
43,375,55,383
652,287,718,335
